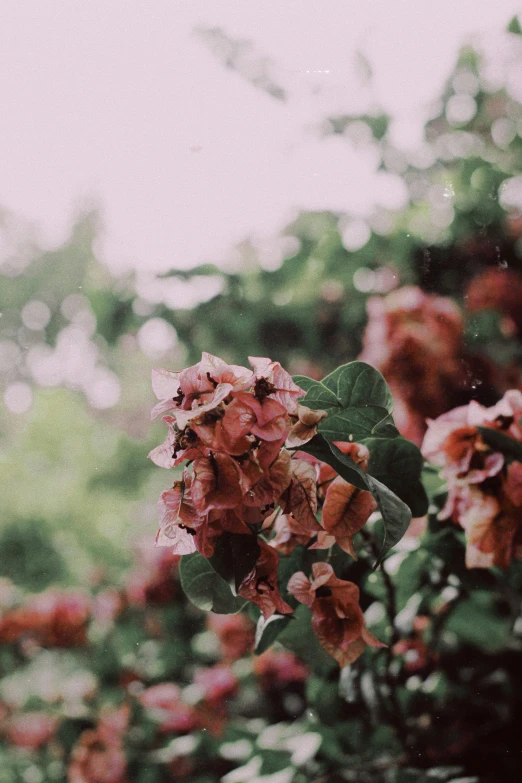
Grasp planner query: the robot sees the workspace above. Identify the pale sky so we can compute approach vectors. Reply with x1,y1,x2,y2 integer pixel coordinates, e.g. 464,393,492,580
0,1,520,275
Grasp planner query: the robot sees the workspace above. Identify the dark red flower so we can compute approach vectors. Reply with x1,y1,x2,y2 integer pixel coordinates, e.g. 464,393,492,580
238,541,293,619
288,562,385,666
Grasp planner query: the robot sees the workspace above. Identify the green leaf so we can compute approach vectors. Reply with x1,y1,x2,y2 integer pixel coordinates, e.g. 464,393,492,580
296,361,394,411
362,474,412,567
362,437,429,517
255,613,293,654
293,361,399,441
508,15,522,35
477,426,522,462
179,553,246,614
445,591,512,652
209,532,260,593
320,407,398,442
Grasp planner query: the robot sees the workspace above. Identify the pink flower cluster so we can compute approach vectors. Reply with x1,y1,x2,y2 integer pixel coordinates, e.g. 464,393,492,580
149,353,383,663
422,390,522,568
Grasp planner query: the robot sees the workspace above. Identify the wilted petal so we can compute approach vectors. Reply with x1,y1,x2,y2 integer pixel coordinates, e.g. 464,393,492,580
287,570,314,607
462,491,519,570
467,450,504,484
221,397,256,439
269,513,316,555
191,454,243,511
309,531,336,550
322,477,376,558
361,625,387,649
238,541,293,619
460,490,501,568
317,442,370,489
289,564,387,666
151,397,180,420
191,408,253,457
256,437,287,471
233,392,290,440
311,598,364,662
237,455,264,493
193,514,225,558
282,459,321,533
333,442,371,470
148,416,178,468
156,481,200,554
211,508,252,537
309,561,336,588
286,405,328,448
158,479,200,528
244,449,292,508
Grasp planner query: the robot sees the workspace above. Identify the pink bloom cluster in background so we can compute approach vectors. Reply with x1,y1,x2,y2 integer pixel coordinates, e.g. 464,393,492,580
0,589,91,647
149,353,383,663
360,286,494,445
0,550,311,780
422,390,522,568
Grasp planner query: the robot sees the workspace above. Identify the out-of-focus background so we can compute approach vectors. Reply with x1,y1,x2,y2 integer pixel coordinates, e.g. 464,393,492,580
3,3,522,781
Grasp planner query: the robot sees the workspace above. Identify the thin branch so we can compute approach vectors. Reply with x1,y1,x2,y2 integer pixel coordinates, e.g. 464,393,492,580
360,528,409,749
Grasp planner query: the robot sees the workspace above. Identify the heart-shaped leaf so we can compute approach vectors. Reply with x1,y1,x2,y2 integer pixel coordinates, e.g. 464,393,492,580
180,552,246,613
362,437,429,518
293,362,399,441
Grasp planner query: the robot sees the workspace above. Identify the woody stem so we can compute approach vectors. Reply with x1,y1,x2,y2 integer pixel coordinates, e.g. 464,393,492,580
360,528,409,750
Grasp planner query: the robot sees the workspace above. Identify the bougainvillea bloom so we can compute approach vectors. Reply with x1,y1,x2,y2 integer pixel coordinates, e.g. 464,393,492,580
318,478,377,557
149,354,304,561
3,712,58,750
193,664,239,709
125,544,179,606
288,563,385,666
0,590,91,647
422,391,522,568
207,612,255,660
286,404,328,448
360,286,480,444
249,356,304,414
68,706,130,783
139,683,199,734
149,353,384,663
238,541,293,619
253,650,309,688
